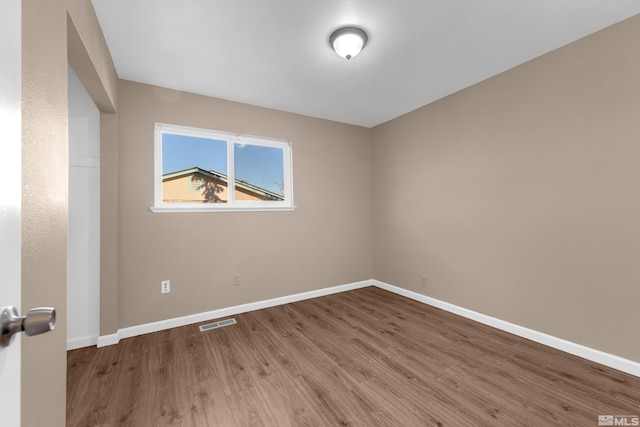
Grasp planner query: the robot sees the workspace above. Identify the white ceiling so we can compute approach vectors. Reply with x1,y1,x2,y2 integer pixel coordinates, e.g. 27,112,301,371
92,1,640,128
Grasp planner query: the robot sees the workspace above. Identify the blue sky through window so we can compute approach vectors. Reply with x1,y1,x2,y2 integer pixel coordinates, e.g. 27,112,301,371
162,133,227,175
162,133,284,195
235,143,284,195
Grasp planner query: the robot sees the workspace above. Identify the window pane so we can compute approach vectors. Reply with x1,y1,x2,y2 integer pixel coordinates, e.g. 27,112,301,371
234,143,285,202
162,133,229,203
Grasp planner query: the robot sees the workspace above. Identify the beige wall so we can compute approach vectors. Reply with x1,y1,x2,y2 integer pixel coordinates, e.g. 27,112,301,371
372,15,640,362
116,80,373,328
66,0,118,112
22,2,68,425
100,112,119,336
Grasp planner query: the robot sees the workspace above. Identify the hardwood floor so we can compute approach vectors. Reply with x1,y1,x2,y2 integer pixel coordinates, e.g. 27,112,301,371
67,287,640,426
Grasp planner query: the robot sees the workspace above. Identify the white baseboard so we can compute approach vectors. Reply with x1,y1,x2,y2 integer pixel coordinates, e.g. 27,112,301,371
94,277,640,378
67,335,98,351
96,333,120,348
372,280,640,378
96,280,371,348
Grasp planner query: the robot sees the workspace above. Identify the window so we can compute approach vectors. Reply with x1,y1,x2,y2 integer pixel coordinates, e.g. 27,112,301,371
152,123,294,212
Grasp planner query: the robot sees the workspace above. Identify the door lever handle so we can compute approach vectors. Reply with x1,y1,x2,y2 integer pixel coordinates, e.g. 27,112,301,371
1,306,56,347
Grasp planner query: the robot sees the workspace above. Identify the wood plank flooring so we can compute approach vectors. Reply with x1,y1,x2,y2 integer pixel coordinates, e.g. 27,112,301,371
67,287,640,426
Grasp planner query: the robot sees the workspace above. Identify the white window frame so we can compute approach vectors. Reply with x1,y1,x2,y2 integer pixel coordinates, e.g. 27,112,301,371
151,123,295,213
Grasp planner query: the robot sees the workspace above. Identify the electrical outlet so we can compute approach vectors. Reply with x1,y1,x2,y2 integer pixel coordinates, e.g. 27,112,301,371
234,274,241,286
421,276,427,287
161,280,170,294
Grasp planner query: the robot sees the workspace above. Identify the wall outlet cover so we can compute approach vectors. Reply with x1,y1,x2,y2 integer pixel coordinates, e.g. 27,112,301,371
161,280,170,294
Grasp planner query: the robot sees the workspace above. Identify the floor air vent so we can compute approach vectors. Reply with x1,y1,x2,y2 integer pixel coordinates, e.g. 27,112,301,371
199,318,237,332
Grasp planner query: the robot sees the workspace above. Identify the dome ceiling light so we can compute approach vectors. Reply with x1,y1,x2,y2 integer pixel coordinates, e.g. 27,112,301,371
330,26,368,60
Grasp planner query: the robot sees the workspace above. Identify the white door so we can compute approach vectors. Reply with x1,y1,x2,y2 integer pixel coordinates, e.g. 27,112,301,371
0,0,23,425
67,66,101,350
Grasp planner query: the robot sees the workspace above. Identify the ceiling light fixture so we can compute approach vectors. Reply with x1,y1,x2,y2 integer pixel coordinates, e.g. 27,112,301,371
330,26,368,60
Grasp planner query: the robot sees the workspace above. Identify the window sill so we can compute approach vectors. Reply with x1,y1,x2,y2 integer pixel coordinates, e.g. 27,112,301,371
149,205,297,213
